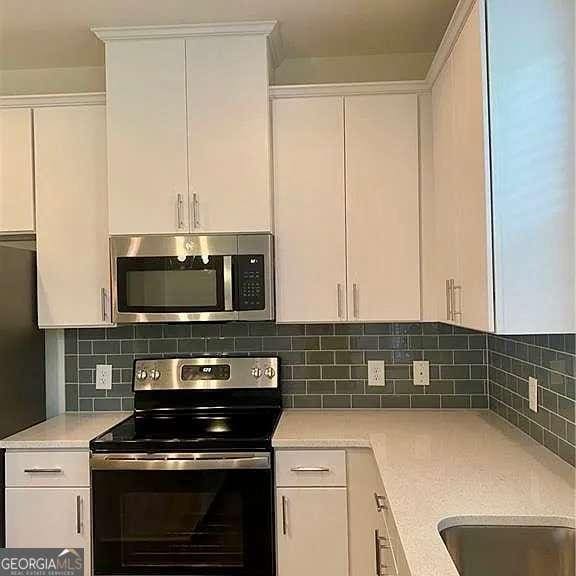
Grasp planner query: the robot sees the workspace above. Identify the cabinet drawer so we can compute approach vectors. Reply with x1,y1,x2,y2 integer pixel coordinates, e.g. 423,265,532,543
5,451,89,487
276,450,346,487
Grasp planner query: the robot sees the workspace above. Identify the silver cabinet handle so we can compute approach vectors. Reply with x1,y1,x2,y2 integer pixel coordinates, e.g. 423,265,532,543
374,492,387,512
176,193,185,229
446,279,453,321
281,495,288,536
101,287,108,322
24,467,63,474
337,283,344,319
353,283,359,319
453,282,462,323
192,193,200,228
76,495,83,535
375,529,382,576
375,530,395,576
290,466,330,473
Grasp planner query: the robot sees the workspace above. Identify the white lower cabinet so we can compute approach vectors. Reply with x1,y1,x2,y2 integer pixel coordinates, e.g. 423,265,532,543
5,450,91,576
276,487,349,576
275,449,407,576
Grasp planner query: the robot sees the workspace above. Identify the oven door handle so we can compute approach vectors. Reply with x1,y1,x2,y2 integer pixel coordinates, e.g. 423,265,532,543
91,452,271,471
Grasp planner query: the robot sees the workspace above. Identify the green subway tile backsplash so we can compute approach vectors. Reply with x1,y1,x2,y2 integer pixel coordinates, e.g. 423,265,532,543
64,322,488,414
63,321,575,467
488,333,575,467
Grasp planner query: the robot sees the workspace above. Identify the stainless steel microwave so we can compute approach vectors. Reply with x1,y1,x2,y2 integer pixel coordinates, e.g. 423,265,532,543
110,234,274,324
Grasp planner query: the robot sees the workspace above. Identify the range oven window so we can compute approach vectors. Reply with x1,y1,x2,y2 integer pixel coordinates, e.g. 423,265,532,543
116,256,225,313
92,468,274,576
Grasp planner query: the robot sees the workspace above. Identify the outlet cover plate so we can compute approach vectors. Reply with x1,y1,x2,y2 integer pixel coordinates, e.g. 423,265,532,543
413,360,430,386
529,377,538,412
368,360,385,387
96,364,112,390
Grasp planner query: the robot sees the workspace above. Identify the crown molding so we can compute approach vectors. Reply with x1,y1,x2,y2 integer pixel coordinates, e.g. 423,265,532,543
269,80,430,99
425,0,478,86
92,21,278,42
0,92,106,108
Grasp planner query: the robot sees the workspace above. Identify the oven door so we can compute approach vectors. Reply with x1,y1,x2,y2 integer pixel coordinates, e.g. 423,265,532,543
91,453,275,576
111,236,237,323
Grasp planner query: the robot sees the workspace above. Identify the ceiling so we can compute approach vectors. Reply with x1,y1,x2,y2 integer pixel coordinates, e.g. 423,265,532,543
0,0,458,70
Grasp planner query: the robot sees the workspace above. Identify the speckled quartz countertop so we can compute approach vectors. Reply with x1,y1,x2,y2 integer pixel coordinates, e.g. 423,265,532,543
273,410,576,576
0,412,130,449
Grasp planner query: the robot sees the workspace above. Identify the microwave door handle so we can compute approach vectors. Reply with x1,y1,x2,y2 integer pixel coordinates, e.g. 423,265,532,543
223,256,234,312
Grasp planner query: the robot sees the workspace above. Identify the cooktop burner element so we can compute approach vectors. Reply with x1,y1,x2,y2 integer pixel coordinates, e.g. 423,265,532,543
91,355,282,453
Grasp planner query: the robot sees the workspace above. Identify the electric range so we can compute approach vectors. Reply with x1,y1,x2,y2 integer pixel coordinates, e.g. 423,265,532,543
90,355,281,576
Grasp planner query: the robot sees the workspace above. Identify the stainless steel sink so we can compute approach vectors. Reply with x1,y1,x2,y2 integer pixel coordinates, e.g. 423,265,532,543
440,524,575,576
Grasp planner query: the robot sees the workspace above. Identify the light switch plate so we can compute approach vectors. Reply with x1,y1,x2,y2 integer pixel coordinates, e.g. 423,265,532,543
368,361,385,387
529,377,538,412
413,360,430,386
96,364,112,390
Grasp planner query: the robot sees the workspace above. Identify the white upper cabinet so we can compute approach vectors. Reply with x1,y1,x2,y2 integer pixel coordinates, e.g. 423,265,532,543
186,35,271,233
34,105,111,328
104,38,189,235
429,0,494,332
345,94,420,322
451,3,494,332
273,97,347,323
273,93,421,323
95,24,275,236
428,0,574,334
0,108,35,234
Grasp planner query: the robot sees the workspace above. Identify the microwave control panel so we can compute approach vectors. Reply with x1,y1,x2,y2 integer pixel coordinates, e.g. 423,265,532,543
236,255,266,310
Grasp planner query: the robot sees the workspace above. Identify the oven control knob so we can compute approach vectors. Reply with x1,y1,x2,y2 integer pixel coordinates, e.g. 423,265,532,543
150,369,160,380
264,367,276,379
136,369,147,380
251,367,262,379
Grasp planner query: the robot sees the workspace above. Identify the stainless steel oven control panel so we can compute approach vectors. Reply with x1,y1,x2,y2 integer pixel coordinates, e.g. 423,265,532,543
133,356,279,391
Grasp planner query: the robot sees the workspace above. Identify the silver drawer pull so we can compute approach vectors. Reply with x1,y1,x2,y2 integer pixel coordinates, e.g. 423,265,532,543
290,466,331,473
24,467,63,474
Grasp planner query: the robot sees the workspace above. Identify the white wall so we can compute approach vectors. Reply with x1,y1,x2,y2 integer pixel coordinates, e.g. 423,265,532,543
273,53,434,84
0,66,105,95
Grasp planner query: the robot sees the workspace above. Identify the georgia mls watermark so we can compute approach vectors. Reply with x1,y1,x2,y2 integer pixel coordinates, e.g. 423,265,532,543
0,548,83,576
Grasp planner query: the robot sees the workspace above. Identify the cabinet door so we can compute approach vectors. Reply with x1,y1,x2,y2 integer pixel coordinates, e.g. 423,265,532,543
106,39,189,235
273,97,347,323
431,55,460,323
34,106,111,327
345,94,420,322
276,487,348,576
186,35,271,233
6,488,91,576
0,108,35,233
452,1,494,332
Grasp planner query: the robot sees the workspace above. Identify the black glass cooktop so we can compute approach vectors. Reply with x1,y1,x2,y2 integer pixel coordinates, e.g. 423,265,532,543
91,410,282,453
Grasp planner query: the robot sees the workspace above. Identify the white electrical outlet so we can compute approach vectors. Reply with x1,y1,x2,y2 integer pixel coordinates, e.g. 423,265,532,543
96,364,112,390
529,377,538,412
413,360,430,386
368,361,385,387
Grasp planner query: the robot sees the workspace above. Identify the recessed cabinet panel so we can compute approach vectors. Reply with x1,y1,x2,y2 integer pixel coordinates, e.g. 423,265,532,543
186,35,271,233
6,488,91,576
105,39,189,235
0,108,35,233
273,97,347,323
276,487,348,576
345,94,421,322
34,106,111,327
431,54,460,324
452,1,494,332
